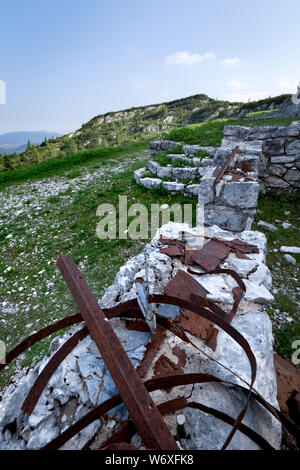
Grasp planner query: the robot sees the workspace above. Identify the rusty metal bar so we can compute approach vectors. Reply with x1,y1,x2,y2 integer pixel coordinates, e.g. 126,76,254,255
22,326,89,415
214,145,239,184
43,372,299,451
57,254,178,450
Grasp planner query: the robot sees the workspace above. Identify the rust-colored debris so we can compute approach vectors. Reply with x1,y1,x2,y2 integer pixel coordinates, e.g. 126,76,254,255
136,326,166,378
274,353,300,419
164,269,209,300
153,346,186,384
159,231,259,271
159,235,185,257
186,239,231,272
55,255,178,451
163,269,218,350
2,254,300,451
213,146,255,184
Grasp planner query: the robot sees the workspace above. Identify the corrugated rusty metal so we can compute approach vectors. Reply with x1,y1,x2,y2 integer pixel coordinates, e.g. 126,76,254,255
57,254,178,450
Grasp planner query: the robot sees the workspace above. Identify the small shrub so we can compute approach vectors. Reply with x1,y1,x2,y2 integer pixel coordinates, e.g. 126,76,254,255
170,144,184,154
140,170,153,178
47,195,60,203
153,153,171,166
196,149,209,158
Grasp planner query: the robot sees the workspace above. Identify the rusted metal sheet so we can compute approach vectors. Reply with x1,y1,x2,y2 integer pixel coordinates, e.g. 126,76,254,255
163,269,217,349
3,253,300,451
164,269,209,300
213,145,239,184
159,236,185,257
239,160,254,173
136,326,166,378
57,254,178,450
153,346,186,379
186,239,231,272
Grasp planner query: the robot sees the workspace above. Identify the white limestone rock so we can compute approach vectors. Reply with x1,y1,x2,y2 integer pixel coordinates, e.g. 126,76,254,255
248,264,272,290
243,280,274,304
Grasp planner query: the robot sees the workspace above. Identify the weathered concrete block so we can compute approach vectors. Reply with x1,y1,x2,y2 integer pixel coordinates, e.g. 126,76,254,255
160,140,181,151
263,139,284,155
270,156,295,164
265,176,290,189
162,181,184,192
214,148,232,166
257,126,276,139
172,167,197,180
204,205,246,232
156,166,172,179
185,184,201,195
284,168,300,182
221,182,259,208
134,167,145,184
182,144,200,155
285,140,300,155
268,165,286,177
148,160,159,174
198,179,214,204
140,177,161,189
272,126,300,138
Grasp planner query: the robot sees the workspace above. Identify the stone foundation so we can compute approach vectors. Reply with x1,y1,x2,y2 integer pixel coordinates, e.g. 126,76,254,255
0,223,281,450
221,121,300,192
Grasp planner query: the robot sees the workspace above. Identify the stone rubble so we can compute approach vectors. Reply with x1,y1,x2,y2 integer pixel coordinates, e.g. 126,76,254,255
0,222,281,450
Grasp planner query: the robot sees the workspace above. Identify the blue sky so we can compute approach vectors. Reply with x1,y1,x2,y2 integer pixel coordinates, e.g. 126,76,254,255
0,0,299,134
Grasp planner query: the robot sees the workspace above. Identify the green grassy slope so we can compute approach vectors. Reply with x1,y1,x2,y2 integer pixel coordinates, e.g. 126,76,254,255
0,112,299,392
0,93,291,173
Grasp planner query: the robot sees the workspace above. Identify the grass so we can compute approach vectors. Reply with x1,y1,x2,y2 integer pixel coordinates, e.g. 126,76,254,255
253,192,300,365
1,112,299,392
169,144,184,154
0,150,197,390
171,158,188,168
196,149,210,158
152,153,172,166
246,109,279,117
0,141,148,189
165,116,300,146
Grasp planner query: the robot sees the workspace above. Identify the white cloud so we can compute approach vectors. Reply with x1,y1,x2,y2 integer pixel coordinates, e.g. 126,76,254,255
277,75,299,93
228,79,247,89
220,57,241,67
165,51,216,66
223,91,270,103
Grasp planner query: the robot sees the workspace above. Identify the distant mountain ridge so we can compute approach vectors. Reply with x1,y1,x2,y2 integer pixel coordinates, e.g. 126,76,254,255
0,131,61,155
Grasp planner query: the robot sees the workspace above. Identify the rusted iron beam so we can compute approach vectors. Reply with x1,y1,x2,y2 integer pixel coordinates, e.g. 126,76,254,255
214,145,239,184
57,254,178,450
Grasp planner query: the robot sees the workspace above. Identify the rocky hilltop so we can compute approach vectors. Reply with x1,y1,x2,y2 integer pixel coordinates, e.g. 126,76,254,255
0,93,292,172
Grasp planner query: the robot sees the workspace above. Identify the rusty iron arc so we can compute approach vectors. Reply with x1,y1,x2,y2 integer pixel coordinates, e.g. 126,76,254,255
56,254,178,450
2,254,299,450
41,372,300,451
